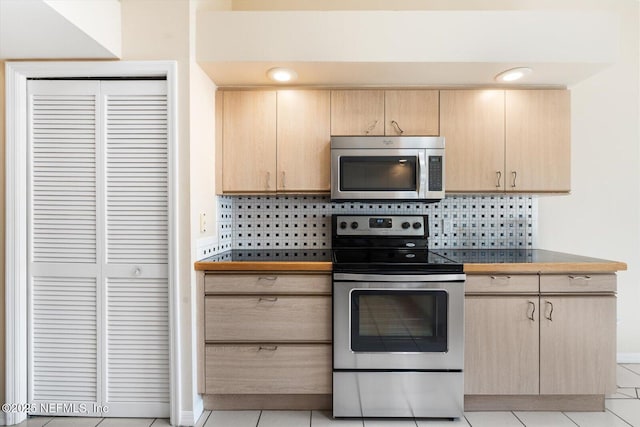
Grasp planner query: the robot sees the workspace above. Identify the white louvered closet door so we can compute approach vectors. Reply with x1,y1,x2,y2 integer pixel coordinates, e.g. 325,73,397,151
27,80,170,418
102,81,170,416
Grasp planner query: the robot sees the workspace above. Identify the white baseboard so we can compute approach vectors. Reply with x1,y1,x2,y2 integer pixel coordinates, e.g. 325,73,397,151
617,353,640,363
193,397,204,427
179,410,198,427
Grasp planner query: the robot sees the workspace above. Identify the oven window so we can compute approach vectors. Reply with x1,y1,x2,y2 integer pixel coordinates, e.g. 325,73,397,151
340,156,417,191
351,290,448,352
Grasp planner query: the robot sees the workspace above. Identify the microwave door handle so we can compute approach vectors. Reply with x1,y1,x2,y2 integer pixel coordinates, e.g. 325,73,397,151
417,152,427,196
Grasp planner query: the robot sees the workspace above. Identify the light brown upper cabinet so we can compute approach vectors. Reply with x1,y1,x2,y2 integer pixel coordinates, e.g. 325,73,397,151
220,90,330,194
222,90,277,193
441,89,570,193
506,90,571,192
331,89,439,136
440,90,505,192
331,90,385,136
277,90,331,192
384,90,439,136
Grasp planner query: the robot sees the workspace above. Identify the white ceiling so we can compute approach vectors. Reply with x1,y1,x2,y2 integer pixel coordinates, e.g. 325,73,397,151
0,0,120,60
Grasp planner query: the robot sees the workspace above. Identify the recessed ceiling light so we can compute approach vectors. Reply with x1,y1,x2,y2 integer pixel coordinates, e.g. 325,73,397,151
495,67,533,82
267,67,297,83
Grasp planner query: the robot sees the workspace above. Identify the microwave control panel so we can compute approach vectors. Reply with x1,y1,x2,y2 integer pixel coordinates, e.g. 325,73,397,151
428,156,443,191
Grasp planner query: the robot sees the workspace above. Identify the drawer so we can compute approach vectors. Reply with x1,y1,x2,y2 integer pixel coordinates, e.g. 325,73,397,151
205,273,331,295
205,296,331,342
466,274,538,294
540,274,616,294
205,344,332,394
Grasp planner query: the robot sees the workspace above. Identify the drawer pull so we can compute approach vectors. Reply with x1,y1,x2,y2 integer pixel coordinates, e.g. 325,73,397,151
258,345,278,351
490,275,511,281
527,301,536,322
258,276,278,283
258,297,278,303
568,275,592,280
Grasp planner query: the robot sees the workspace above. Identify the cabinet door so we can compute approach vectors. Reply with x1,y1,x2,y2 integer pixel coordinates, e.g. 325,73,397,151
540,296,616,395
505,90,570,192
330,90,384,136
440,90,505,192
384,90,439,136
222,91,276,192
465,296,539,394
277,90,331,192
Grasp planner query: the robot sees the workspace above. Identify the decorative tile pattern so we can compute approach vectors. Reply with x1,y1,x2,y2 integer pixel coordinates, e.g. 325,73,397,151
219,195,536,250
215,196,233,254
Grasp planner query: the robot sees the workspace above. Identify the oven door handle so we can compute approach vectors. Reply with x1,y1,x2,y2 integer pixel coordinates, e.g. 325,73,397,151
333,273,466,282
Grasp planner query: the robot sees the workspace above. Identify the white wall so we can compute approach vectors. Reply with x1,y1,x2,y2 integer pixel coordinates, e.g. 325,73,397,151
537,0,640,360
44,0,121,57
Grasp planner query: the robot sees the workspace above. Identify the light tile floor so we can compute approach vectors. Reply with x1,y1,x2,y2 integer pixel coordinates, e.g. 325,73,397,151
14,364,640,427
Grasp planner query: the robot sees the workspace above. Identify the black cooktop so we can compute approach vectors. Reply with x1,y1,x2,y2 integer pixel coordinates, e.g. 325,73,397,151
332,248,464,273
201,250,332,262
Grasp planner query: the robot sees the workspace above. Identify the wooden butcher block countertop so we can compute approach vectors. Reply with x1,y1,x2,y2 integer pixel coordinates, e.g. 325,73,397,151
195,249,626,273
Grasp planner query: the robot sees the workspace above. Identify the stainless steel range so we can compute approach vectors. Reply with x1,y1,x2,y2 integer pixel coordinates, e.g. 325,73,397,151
332,214,465,419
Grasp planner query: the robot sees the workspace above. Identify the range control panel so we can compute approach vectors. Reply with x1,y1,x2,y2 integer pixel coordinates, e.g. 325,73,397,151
333,215,428,237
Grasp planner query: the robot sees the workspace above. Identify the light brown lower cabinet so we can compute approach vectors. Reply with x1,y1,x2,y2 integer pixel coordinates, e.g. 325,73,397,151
465,273,617,410
539,296,616,395
205,344,331,394
205,295,331,342
200,272,332,409
465,296,539,394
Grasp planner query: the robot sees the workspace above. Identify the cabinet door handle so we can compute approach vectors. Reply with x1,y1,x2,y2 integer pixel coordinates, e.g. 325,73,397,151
544,300,554,321
527,301,536,321
365,119,378,135
258,345,278,351
496,171,502,188
511,171,517,188
390,120,404,135
258,297,278,303
281,171,286,190
265,171,271,190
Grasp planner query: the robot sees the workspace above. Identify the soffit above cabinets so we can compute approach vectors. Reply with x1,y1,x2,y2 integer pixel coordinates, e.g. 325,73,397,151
197,10,619,87
0,0,121,60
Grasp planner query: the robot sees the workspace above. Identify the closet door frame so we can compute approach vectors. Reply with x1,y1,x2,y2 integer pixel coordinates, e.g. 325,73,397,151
5,61,179,426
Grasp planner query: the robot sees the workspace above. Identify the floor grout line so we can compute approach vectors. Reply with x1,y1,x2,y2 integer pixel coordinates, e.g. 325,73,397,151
510,411,527,426
560,411,580,427
605,408,635,427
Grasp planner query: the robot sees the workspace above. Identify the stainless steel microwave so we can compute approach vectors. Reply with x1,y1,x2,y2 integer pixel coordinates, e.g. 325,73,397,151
330,136,445,201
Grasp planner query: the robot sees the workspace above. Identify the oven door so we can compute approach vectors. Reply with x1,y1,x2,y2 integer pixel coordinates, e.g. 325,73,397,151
331,149,428,200
333,273,464,370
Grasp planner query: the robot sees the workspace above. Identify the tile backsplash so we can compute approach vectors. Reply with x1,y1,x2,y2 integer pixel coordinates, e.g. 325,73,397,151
214,195,536,252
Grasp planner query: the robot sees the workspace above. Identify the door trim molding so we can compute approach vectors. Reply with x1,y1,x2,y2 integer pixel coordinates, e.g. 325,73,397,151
4,61,181,426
